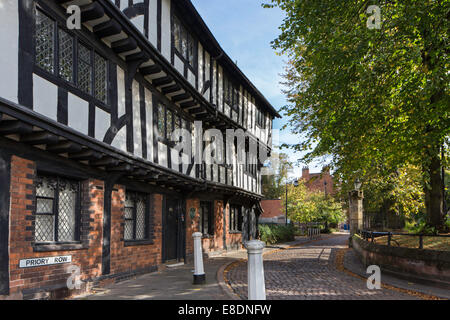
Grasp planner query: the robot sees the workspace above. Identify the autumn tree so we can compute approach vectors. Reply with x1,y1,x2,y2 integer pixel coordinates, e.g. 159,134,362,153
265,0,449,230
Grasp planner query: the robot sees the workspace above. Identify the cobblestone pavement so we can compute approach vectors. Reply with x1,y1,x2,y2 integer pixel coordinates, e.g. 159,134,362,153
226,235,421,300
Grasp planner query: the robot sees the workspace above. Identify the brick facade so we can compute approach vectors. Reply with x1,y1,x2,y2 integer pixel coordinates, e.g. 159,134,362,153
0,155,247,300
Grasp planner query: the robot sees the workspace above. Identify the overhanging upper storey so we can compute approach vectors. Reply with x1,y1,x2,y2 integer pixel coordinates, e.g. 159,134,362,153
54,0,279,148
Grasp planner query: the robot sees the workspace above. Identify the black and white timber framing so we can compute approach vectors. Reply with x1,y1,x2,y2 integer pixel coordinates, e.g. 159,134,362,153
0,0,280,276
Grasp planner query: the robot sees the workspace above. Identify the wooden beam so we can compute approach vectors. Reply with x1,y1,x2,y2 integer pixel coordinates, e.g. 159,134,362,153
80,2,105,23
172,93,191,103
111,37,137,54
20,131,59,145
0,121,33,135
46,141,82,154
152,76,173,87
140,65,162,76
90,156,120,167
68,149,102,161
106,163,133,173
93,20,122,39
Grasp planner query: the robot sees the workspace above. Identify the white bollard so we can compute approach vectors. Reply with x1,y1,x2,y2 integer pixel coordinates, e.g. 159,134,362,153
192,232,206,285
246,240,266,300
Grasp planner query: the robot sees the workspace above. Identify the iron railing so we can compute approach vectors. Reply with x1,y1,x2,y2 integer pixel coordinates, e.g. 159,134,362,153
359,230,450,250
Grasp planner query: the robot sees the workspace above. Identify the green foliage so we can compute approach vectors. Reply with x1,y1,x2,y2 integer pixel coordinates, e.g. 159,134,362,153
259,224,296,244
404,212,439,235
264,0,449,228
283,179,346,226
262,153,293,199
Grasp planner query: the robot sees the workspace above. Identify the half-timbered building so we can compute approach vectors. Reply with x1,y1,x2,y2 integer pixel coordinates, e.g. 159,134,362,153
0,0,280,299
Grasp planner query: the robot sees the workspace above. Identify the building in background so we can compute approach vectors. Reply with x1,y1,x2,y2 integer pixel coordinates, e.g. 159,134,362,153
0,0,280,299
301,167,334,196
260,199,285,224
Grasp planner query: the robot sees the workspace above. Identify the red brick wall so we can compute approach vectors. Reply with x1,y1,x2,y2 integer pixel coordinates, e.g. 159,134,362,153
302,168,334,195
7,156,103,299
201,200,224,252
110,189,162,274
261,200,283,219
185,198,200,257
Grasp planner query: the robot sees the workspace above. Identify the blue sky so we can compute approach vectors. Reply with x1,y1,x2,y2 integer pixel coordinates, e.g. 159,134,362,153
191,0,325,176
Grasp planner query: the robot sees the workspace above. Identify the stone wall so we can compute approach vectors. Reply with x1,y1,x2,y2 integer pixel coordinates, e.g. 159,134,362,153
352,235,450,285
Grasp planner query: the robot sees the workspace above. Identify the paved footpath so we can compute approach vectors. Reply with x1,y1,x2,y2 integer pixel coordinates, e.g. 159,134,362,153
226,235,445,300
78,233,447,300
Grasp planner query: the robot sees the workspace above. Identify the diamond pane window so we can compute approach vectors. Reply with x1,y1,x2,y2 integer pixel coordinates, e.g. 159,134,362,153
172,14,195,69
35,176,80,243
59,29,74,82
35,10,55,73
166,110,173,140
94,53,107,103
78,44,92,94
158,104,166,138
124,191,149,241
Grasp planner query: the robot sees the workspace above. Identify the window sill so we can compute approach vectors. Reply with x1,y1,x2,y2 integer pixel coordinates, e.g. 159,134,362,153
33,242,86,252
124,240,154,247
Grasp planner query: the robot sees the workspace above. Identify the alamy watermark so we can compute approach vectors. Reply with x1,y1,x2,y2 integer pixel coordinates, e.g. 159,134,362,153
366,265,381,290
66,5,81,30
66,265,82,290
366,5,381,30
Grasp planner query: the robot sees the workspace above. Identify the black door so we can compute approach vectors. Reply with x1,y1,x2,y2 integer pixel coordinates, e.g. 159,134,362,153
164,197,184,262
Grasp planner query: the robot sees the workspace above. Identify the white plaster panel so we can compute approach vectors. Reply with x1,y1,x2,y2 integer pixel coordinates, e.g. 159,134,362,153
161,0,171,59
0,0,18,103
198,43,204,93
171,148,179,171
117,67,126,117
95,107,110,142
67,93,89,135
145,88,153,161
32,74,58,121
131,15,145,36
149,0,158,46
132,80,142,158
174,55,184,75
188,69,196,88
158,142,168,167
111,126,127,153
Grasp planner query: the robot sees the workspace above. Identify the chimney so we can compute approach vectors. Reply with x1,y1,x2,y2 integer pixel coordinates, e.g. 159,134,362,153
302,167,309,179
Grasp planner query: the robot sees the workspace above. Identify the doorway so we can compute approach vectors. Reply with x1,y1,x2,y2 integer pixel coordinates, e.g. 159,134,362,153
163,197,185,263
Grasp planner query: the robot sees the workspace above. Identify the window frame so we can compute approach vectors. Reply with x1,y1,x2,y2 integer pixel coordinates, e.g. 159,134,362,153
200,201,214,237
229,205,243,233
124,190,151,243
33,6,110,111
34,175,81,245
171,14,198,74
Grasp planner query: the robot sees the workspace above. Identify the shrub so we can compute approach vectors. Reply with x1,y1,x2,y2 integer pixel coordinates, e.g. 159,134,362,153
259,224,295,244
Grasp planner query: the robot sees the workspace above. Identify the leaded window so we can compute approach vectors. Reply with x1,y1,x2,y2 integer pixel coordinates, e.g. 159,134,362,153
157,103,166,139
124,191,149,241
78,43,92,94
35,10,54,73
35,176,80,243
230,205,243,232
172,15,196,68
200,201,214,236
34,8,109,105
58,29,74,82
94,53,108,103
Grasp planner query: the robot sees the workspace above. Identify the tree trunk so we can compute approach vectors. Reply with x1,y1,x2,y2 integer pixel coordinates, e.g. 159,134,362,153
423,146,444,231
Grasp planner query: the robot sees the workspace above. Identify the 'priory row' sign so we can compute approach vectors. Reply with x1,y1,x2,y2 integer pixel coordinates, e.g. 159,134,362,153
19,256,72,268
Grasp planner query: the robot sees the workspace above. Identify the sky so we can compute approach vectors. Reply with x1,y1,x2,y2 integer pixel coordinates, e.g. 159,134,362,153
191,0,325,177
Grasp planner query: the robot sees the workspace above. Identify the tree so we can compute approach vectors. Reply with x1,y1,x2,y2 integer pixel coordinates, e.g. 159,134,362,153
282,180,345,227
264,0,449,230
262,152,293,199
